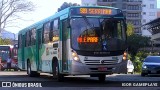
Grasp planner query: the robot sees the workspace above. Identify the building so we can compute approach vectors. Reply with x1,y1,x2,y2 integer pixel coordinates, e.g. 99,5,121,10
81,0,158,36
158,9,160,17
81,0,97,6
143,18,160,46
97,0,143,35
141,0,157,37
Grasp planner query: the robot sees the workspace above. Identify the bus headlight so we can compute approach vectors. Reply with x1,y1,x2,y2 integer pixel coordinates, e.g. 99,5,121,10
123,51,127,60
71,51,80,62
73,57,79,61
123,56,127,60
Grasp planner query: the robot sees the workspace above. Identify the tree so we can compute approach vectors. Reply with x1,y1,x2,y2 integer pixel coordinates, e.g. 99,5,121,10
127,34,151,72
58,2,80,12
0,38,12,45
127,34,151,56
126,22,151,55
126,23,151,73
126,23,134,36
0,0,35,33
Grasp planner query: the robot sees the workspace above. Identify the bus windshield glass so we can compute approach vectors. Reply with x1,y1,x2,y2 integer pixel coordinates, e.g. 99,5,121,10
0,46,10,61
71,17,126,51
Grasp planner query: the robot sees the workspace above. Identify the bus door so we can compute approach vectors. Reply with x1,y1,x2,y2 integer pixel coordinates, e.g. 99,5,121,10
60,19,69,72
37,29,42,71
22,35,25,69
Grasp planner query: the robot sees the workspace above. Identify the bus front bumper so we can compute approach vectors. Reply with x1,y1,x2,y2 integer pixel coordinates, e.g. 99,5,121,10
71,60,116,75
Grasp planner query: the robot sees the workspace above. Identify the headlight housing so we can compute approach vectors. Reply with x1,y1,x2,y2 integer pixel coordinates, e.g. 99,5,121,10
142,64,147,69
71,50,81,62
123,51,127,60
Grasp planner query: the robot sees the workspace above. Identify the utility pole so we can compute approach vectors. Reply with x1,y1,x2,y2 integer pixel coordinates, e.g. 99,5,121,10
0,1,2,37
13,33,15,45
151,40,154,53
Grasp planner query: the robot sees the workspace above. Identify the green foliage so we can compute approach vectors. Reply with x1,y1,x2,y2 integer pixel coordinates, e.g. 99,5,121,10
131,51,158,73
133,56,142,72
127,53,132,60
132,51,146,72
127,34,151,73
127,23,134,36
126,23,150,56
127,34,151,56
0,38,12,45
58,2,80,12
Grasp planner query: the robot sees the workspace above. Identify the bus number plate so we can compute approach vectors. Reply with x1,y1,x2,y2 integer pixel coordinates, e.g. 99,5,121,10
151,70,156,73
98,67,107,71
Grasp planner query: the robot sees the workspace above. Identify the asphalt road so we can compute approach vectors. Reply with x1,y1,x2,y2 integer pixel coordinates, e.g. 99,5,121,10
0,71,160,90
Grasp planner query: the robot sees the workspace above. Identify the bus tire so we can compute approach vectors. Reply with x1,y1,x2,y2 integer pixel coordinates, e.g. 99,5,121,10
98,75,106,82
141,73,147,77
27,60,40,77
52,59,64,82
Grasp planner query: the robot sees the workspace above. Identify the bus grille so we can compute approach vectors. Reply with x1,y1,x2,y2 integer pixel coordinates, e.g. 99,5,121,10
84,60,118,65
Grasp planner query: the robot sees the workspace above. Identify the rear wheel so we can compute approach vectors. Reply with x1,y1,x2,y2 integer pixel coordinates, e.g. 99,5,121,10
98,75,106,82
27,61,40,77
141,73,147,77
52,60,64,82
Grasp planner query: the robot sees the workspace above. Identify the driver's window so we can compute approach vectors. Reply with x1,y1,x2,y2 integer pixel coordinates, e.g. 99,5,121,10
102,20,113,38
117,21,122,39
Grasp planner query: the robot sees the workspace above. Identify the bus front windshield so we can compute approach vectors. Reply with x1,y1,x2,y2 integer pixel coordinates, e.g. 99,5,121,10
0,46,10,61
71,17,126,51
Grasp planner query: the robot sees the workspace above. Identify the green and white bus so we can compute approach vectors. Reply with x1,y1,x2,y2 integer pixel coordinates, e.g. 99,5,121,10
18,6,127,82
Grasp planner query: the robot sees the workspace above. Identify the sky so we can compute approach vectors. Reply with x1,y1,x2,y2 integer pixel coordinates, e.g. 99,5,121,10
5,0,160,34
5,0,81,34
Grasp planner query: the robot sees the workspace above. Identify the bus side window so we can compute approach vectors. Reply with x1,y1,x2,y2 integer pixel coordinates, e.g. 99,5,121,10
39,29,42,45
50,19,59,42
25,33,27,47
18,34,22,48
43,22,50,43
31,28,36,45
25,31,31,47
49,21,54,41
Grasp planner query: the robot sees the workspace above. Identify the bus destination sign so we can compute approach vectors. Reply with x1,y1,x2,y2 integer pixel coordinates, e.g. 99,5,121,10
77,36,98,43
70,7,120,16
80,8,112,15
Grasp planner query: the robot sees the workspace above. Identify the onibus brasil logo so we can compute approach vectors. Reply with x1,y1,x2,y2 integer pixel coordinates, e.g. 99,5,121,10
1,82,42,87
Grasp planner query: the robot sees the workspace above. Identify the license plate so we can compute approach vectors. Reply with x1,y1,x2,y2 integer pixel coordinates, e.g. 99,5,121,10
98,67,107,71
151,70,157,73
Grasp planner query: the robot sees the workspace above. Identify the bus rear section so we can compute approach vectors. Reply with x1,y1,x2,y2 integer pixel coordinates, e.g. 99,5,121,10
0,45,19,71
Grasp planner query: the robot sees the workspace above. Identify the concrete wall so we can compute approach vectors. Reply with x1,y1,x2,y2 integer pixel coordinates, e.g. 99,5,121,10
81,0,97,6
157,9,160,17
141,0,157,36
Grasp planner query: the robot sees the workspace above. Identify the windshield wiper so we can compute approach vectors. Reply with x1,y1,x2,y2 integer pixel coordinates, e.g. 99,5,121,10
81,15,94,29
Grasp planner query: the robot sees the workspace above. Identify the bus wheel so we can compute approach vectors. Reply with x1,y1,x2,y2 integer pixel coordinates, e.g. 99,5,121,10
27,61,40,77
52,60,64,82
98,75,106,82
52,60,58,78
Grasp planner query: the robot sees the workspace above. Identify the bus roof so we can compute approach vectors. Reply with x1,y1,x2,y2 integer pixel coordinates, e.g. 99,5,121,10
18,7,70,35
0,45,13,48
71,6,120,9
18,6,120,35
